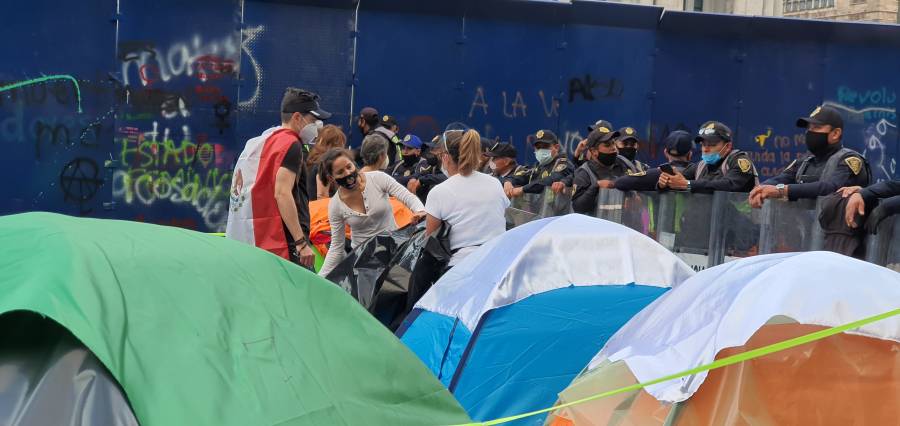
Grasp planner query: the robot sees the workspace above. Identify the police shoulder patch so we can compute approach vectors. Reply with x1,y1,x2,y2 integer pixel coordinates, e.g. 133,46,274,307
845,156,862,175
515,168,529,176
737,157,752,173
404,170,411,176
554,162,568,173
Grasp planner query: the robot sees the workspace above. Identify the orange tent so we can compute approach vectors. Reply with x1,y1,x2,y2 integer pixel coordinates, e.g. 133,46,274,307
309,197,414,256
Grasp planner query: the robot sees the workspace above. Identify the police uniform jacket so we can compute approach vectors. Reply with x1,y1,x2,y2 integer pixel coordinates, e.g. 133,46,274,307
763,144,869,200
684,150,758,193
571,156,639,214
614,160,694,192
508,154,575,194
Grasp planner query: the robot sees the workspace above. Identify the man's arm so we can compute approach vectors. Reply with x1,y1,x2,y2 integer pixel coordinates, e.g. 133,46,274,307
786,155,866,200
522,161,574,194
275,167,304,242
571,169,599,214
859,180,900,205
690,164,755,193
761,159,799,185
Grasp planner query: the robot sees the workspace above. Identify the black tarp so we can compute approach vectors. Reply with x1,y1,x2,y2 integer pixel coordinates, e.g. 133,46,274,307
325,226,426,329
0,312,139,426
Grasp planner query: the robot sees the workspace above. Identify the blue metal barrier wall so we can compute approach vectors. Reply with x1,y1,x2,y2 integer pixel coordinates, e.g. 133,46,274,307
2,0,898,231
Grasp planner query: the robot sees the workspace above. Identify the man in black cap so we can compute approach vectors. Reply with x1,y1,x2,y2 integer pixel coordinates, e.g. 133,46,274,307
615,130,695,192
570,127,643,214
660,121,758,193
573,119,614,166
749,105,870,208
405,134,448,202
616,126,649,172
391,134,427,186
504,129,574,198
485,142,527,185
227,87,332,269
357,107,402,169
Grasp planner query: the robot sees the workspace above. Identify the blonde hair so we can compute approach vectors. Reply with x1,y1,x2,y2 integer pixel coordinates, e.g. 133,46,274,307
445,129,482,176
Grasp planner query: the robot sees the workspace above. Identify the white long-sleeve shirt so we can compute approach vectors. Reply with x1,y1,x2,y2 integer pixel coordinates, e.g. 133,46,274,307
319,171,425,276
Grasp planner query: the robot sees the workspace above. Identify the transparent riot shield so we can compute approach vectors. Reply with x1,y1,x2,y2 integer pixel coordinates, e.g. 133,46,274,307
595,189,626,223
759,198,824,254
865,215,900,272
540,188,574,218
619,191,661,239
510,192,544,215
708,192,760,265
657,191,714,272
505,207,541,229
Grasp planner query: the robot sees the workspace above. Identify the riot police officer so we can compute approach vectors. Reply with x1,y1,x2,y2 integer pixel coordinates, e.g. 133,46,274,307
750,105,870,208
615,130,695,192
484,142,528,185
660,121,758,193
405,135,447,202
616,126,649,172
504,129,575,198
391,134,428,186
573,119,614,167
571,127,642,214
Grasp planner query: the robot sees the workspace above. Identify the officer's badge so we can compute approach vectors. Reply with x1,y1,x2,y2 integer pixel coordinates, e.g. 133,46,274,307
706,122,716,130
536,130,545,139
737,158,752,173
598,127,610,133
845,157,862,175
404,134,411,141
629,170,647,177
404,170,411,176
554,162,567,173
541,171,550,179
383,115,391,121
515,168,529,176
625,127,634,135
572,184,577,193
811,106,821,117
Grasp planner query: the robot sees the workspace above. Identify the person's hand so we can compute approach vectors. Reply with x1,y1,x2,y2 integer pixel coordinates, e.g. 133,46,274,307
551,181,566,193
657,173,671,189
667,172,689,190
749,185,781,209
597,179,615,189
506,187,524,198
845,192,866,229
504,181,515,197
574,139,588,158
837,186,862,198
297,243,315,268
407,178,421,194
410,211,427,224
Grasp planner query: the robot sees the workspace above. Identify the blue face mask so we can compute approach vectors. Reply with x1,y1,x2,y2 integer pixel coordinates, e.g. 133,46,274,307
535,149,553,165
701,145,726,164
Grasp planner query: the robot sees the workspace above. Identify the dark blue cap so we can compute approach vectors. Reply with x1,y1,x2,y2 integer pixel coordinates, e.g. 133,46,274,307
401,134,423,149
665,130,695,156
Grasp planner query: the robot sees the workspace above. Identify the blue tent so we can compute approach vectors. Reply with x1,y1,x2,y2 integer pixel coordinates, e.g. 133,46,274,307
397,214,694,425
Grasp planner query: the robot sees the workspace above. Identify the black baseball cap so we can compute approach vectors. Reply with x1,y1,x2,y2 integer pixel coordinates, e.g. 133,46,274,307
694,121,732,144
359,106,379,121
797,105,844,130
617,126,639,142
588,119,614,133
485,142,517,159
281,88,332,119
532,129,559,146
665,130,695,156
586,127,620,149
381,114,398,128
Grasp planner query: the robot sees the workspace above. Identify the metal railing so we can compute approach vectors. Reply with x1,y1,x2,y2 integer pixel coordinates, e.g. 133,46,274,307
505,188,900,272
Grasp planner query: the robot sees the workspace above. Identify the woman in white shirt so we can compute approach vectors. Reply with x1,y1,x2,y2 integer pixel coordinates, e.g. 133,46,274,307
425,129,510,267
318,148,426,277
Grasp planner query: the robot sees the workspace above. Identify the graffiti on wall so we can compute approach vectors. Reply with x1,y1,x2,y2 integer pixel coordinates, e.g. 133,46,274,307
828,86,898,183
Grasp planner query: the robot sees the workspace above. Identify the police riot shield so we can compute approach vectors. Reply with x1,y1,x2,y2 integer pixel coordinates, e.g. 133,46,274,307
510,192,544,215
657,191,714,272
865,215,900,272
619,191,661,239
595,189,626,223
505,207,540,229
759,198,824,254
540,188,574,218
708,191,760,266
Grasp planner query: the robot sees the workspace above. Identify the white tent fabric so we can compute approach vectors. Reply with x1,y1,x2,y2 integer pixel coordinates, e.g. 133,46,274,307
592,251,900,403
414,214,694,331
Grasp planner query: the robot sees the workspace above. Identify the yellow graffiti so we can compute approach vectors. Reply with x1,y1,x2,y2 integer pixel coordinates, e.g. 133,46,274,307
118,137,215,169
755,128,772,148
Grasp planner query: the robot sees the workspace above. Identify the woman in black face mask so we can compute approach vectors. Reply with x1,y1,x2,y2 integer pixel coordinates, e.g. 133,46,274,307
317,148,426,277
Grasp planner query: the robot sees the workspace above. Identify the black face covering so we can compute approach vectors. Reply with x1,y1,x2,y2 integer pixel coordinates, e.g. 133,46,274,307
423,152,439,167
595,151,618,167
805,131,831,157
402,154,419,167
618,147,637,162
358,125,367,136
335,170,360,189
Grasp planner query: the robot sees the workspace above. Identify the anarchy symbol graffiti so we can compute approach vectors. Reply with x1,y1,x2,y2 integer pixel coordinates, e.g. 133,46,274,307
59,157,104,215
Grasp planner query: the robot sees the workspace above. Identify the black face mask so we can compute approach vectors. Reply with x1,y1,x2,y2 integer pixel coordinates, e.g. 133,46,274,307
618,147,637,162
358,125,367,136
335,170,360,189
402,154,419,166
423,152,439,167
805,131,831,156
595,151,618,167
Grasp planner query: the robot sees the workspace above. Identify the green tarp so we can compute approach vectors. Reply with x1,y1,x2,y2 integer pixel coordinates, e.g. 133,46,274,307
0,212,470,426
